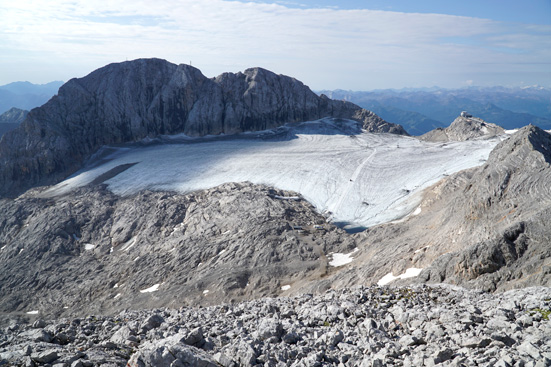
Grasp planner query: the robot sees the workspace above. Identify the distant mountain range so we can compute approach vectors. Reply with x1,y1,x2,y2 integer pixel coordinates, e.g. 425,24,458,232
0,80,63,115
320,86,551,134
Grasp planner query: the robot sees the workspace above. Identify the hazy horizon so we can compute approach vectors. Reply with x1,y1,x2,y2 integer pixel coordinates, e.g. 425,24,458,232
1,73,549,94
2,0,550,90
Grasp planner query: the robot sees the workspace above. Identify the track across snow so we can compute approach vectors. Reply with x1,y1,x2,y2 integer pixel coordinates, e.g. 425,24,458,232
43,119,503,228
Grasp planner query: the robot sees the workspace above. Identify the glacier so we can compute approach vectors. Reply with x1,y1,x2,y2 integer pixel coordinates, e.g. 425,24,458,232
43,118,503,229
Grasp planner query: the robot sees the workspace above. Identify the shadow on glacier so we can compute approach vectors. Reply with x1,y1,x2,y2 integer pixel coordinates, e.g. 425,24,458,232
84,118,363,169
151,118,361,145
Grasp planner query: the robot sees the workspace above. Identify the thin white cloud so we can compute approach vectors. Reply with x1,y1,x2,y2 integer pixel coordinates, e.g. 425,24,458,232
0,0,549,89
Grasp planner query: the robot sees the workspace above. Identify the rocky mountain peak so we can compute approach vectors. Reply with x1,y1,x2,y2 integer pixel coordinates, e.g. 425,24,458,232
489,124,551,166
420,113,504,142
0,107,28,124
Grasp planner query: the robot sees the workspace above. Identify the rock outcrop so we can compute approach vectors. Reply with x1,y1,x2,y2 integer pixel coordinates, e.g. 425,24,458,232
0,182,356,319
0,107,27,125
421,114,504,142
0,59,405,198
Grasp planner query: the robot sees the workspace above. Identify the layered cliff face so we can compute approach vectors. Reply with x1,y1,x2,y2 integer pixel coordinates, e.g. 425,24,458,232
0,59,405,198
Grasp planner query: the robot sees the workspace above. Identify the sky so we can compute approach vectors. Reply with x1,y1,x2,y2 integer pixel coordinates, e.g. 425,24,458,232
1,0,550,90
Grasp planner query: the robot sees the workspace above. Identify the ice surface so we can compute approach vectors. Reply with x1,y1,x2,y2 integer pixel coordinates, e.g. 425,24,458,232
377,267,424,286
281,285,291,291
43,119,503,228
84,244,95,251
329,248,359,267
139,284,160,293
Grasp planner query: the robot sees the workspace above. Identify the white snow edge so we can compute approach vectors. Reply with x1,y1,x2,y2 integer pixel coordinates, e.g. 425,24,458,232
329,248,359,267
140,284,160,293
377,267,424,286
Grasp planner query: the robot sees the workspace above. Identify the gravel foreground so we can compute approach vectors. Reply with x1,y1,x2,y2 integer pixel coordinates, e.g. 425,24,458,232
1,285,550,367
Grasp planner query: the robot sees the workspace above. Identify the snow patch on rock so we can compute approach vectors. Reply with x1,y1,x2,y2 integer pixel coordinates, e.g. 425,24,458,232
329,248,359,267
377,268,424,286
140,284,160,293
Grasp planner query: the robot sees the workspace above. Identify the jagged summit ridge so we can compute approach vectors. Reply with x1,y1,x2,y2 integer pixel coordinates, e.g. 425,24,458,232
489,124,551,165
0,58,406,197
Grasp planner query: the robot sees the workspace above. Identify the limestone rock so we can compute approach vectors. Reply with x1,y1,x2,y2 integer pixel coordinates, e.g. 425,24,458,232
421,114,504,142
0,107,27,138
0,182,356,319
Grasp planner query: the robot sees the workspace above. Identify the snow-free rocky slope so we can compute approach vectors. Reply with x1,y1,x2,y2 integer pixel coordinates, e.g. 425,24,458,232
0,183,357,320
0,58,405,198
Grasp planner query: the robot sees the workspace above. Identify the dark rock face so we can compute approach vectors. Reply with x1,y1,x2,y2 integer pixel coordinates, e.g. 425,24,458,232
0,107,27,138
0,107,28,125
0,59,405,198
0,182,356,319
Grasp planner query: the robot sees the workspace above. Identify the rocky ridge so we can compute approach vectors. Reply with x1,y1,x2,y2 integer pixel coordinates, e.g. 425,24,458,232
420,115,504,142
0,59,406,198
319,125,551,292
1,285,550,367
